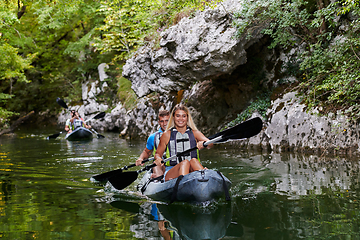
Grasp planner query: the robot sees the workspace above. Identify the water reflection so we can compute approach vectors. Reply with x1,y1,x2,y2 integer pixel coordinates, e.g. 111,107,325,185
2,130,360,239
110,200,232,240
228,153,360,239
155,203,232,240
266,154,360,197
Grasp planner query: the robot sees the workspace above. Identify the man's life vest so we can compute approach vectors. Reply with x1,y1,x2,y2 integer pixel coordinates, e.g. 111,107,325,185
165,127,199,166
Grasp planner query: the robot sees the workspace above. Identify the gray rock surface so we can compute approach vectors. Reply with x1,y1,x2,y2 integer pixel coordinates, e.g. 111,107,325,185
122,0,263,98
234,92,360,155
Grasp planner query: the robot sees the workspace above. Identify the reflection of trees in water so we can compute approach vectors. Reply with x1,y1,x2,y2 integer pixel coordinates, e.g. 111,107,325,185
233,189,360,239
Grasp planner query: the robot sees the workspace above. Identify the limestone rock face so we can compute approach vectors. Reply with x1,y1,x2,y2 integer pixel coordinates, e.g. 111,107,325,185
236,92,360,155
122,0,263,98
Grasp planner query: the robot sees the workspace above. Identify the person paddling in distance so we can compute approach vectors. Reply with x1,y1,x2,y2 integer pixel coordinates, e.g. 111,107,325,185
65,110,91,133
135,110,170,179
154,104,212,181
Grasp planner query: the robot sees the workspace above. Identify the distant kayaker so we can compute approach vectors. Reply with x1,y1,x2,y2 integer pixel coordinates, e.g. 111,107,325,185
65,110,91,133
135,110,170,179
154,104,213,181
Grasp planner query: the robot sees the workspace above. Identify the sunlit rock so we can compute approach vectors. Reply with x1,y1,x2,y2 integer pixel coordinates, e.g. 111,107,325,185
122,0,263,98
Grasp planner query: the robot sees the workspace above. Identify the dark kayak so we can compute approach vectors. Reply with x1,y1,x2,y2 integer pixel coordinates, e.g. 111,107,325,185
65,127,93,141
137,169,231,203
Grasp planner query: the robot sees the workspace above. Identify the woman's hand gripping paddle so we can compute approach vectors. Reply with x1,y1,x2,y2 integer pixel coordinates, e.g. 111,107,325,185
107,117,263,191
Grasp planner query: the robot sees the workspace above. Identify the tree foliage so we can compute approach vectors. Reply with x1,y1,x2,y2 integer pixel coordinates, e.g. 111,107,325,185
0,0,220,127
233,0,360,117
0,0,112,126
93,0,221,61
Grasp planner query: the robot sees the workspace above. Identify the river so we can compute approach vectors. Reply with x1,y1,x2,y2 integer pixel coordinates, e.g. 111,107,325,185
0,127,359,239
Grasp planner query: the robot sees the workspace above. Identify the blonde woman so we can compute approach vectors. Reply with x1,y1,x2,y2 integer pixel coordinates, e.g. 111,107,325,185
154,104,212,181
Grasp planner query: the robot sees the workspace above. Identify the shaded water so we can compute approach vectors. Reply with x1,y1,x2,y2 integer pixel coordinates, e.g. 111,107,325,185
1,127,360,239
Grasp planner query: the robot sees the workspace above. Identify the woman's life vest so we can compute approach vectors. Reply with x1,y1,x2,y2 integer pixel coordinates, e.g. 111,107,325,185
70,119,84,130
165,127,199,166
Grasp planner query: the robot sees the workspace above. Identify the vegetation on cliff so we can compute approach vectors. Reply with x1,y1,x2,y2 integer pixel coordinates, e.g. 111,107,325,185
233,0,360,118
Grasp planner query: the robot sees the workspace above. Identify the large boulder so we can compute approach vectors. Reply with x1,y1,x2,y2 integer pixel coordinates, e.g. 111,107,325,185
122,0,264,98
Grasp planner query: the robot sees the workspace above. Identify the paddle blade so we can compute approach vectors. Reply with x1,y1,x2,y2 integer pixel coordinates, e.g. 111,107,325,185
96,133,105,139
56,97,68,109
210,117,263,142
108,171,139,190
46,132,62,140
91,128,105,139
93,112,105,120
92,168,123,182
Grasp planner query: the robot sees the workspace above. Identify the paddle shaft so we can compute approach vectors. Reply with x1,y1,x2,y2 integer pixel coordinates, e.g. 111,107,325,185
124,157,153,170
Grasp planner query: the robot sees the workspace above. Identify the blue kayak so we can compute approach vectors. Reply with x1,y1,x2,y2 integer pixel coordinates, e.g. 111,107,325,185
137,169,231,203
65,127,93,141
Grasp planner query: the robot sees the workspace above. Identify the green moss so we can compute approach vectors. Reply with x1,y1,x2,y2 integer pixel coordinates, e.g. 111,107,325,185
117,76,138,110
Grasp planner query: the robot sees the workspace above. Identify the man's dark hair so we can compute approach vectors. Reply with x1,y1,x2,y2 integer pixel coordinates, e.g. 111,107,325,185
158,110,170,118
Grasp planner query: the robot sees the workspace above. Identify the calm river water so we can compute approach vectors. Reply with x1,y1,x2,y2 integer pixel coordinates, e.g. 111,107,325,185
1,127,360,239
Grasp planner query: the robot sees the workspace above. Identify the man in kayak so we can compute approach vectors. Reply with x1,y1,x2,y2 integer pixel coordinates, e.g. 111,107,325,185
154,104,212,181
135,110,170,179
65,110,91,133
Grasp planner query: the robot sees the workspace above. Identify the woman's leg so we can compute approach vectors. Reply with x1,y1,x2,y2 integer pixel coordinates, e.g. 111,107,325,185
165,160,190,181
189,158,204,172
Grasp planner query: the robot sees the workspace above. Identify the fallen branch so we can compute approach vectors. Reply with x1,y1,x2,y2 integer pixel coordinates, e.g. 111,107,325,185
0,111,35,136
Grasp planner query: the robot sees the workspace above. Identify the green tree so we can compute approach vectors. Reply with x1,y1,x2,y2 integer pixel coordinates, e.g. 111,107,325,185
0,2,34,126
0,0,111,121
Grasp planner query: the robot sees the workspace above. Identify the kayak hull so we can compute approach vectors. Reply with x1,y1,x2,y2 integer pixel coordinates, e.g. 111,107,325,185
138,169,231,203
65,127,93,141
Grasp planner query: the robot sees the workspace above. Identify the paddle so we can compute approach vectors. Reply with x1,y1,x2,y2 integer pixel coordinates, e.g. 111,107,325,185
92,117,262,180
107,117,263,191
55,97,105,139
91,157,155,181
85,112,105,123
46,131,63,140
90,128,105,139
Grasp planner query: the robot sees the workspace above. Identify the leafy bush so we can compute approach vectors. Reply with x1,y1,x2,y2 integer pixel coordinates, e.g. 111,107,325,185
233,0,360,118
226,93,270,128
